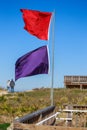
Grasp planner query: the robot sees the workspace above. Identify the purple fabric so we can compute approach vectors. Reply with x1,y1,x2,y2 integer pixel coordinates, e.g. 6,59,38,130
15,46,49,81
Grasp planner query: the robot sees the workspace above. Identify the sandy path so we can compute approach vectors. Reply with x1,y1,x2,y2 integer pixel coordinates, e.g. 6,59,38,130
0,90,8,96
13,123,87,130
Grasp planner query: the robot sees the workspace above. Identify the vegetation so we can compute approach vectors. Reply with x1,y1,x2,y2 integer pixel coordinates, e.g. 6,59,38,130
0,88,87,123
0,123,10,130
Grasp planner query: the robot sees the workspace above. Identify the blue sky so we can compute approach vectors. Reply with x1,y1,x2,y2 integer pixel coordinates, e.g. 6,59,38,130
0,0,87,91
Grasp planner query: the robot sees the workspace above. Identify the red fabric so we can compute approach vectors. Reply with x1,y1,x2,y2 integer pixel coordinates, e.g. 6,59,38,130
20,9,52,40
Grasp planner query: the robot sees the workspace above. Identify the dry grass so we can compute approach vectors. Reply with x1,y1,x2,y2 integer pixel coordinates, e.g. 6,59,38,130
0,88,87,123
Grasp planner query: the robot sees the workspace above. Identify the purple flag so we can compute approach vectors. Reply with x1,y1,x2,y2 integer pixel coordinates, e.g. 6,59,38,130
15,46,49,81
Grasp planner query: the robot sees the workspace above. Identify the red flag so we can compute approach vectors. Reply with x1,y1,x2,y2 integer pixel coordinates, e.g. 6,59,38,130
20,9,52,40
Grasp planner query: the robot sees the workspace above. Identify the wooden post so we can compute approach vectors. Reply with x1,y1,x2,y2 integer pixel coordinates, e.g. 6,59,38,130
65,105,73,127
80,84,82,90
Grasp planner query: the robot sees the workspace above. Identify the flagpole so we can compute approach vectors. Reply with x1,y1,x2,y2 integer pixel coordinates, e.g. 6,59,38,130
51,10,55,106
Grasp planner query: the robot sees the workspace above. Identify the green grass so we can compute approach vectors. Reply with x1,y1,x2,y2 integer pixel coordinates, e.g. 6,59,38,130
0,123,10,130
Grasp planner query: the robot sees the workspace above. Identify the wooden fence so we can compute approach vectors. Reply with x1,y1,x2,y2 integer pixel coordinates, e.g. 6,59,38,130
13,105,87,129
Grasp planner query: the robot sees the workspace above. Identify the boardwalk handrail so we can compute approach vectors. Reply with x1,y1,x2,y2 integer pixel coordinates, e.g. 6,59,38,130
36,112,59,125
56,117,72,121
14,105,55,124
62,109,87,113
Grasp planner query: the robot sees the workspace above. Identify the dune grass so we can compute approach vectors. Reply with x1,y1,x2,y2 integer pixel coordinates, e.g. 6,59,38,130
0,88,87,123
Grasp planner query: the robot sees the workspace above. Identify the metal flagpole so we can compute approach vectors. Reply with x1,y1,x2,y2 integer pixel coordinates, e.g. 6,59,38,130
51,10,55,106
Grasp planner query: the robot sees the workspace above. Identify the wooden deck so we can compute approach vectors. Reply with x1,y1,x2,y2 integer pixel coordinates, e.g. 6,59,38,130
64,76,87,89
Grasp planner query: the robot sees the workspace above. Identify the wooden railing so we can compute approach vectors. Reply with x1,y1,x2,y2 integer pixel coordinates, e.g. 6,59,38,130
14,105,55,125
55,105,87,127
64,76,87,83
13,105,87,129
